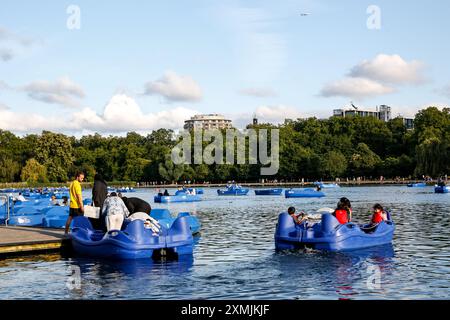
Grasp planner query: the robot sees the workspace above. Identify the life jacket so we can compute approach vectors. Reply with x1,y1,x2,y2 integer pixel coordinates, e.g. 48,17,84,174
371,211,384,224
333,209,350,224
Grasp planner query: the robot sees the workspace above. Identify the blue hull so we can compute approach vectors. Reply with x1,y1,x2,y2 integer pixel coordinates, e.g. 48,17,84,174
435,186,449,193
285,189,325,198
275,213,395,252
217,188,249,196
5,206,70,228
408,183,427,187
255,189,283,196
70,216,194,260
154,194,201,203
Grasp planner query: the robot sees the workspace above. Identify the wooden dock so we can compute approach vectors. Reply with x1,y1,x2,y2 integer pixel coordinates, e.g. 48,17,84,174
0,226,67,257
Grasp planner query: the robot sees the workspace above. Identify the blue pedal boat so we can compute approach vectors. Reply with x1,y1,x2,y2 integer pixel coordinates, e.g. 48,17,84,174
275,211,395,252
285,188,325,198
435,186,450,193
217,186,249,196
255,188,283,196
154,190,202,203
314,182,340,188
70,215,194,260
408,182,427,187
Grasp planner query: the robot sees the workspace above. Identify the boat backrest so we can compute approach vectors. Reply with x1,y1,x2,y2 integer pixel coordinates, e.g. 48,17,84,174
150,208,172,220
385,211,393,222
72,216,94,231
275,213,297,238
321,214,341,233
177,212,191,218
123,219,147,240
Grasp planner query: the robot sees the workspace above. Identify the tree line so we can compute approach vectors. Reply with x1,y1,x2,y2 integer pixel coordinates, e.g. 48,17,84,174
0,107,448,184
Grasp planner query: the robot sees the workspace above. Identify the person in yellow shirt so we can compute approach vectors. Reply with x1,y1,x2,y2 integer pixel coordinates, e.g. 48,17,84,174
65,171,85,234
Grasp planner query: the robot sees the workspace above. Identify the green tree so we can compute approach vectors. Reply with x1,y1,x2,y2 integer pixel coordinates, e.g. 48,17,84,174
158,154,185,183
415,137,449,176
20,158,47,183
0,157,21,182
349,143,382,176
319,151,347,179
35,131,74,182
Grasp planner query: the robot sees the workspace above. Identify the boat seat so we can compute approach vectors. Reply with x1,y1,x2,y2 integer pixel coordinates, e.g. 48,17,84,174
360,224,379,234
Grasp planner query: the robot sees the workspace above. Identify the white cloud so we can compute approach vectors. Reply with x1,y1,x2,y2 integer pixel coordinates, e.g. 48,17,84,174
0,26,36,62
437,84,450,98
320,54,426,99
0,80,10,90
230,105,303,128
0,94,198,134
23,76,85,108
349,54,425,84
255,105,303,122
320,77,395,99
0,48,14,61
144,71,202,102
239,87,277,97
0,102,9,110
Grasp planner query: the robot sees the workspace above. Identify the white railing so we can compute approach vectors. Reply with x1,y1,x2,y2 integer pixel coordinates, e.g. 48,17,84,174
0,194,10,226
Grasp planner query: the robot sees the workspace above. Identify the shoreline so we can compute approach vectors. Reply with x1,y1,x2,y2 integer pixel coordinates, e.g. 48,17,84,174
136,180,437,189
0,180,440,191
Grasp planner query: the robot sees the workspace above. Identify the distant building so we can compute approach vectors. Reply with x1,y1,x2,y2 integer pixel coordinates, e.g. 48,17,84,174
252,114,258,126
184,114,233,131
333,104,392,122
401,117,415,130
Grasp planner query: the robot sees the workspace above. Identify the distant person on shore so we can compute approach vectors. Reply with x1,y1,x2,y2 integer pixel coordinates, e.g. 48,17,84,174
102,192,130,231
333,197,352,224
92,173,108,230
288,207,308,225
120,195,151,215
65,171,85,234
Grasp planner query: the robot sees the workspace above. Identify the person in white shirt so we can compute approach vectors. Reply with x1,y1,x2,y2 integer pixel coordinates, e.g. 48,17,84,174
15,193,27,202
102,192,130,231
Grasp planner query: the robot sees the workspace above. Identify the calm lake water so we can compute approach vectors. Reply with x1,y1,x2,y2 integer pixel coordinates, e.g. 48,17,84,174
0,186,449,300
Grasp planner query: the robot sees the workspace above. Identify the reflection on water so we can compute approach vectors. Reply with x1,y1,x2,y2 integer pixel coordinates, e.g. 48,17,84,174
0,186,449,299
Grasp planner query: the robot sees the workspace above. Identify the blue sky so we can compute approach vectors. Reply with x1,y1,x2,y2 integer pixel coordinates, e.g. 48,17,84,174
0,0,449,135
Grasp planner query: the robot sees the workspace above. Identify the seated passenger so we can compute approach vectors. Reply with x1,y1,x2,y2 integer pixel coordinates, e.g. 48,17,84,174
127,212,161,235
15,193,27,202
333,197,352,224
61,196,69,206
370,203,388,226
51,195,60,206
102,192,130,231
163,189,170,196
288,207,308,225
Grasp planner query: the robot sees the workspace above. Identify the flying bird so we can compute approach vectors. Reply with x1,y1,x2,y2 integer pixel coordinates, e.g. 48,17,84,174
300,13,311,16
